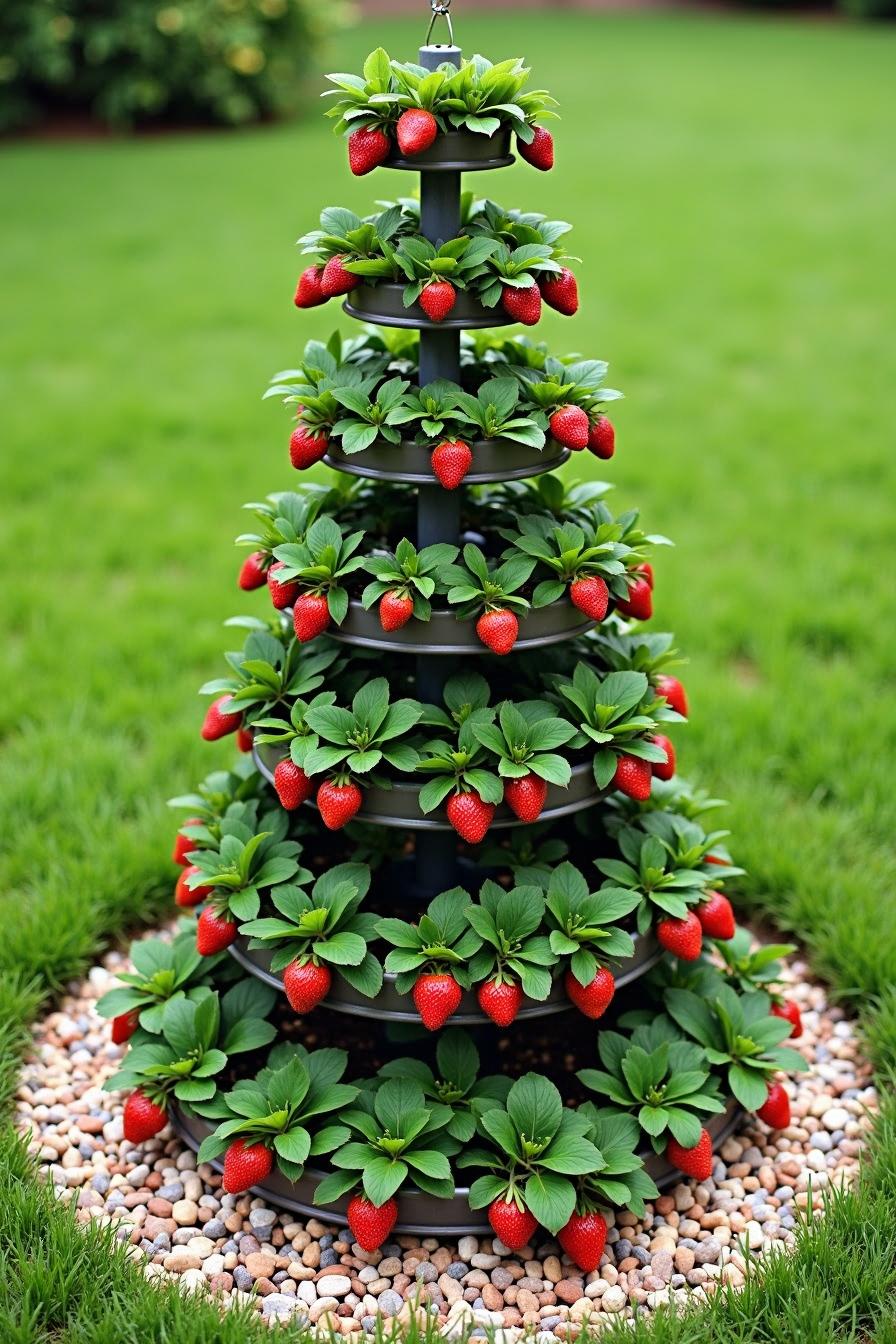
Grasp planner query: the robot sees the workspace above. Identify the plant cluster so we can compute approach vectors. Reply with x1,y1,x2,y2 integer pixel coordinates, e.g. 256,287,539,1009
321,49,558,179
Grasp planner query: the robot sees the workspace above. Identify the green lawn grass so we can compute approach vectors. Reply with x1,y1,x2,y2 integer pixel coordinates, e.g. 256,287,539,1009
2,8,896,1340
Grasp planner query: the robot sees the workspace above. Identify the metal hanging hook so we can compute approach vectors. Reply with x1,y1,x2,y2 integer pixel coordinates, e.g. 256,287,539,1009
425,0,454,48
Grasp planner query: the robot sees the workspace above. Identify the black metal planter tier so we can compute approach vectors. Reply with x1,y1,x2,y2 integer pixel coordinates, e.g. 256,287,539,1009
171,1099,744,1235
324,435,570,485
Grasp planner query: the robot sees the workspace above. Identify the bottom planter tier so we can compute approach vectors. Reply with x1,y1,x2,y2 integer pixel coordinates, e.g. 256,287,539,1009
227,929,662,1024
170,1100,743,1236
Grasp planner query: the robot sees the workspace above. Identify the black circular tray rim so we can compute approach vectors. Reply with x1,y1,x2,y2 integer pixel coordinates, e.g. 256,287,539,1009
323,435,569,486
170,1098,744,1235
253,746,605,831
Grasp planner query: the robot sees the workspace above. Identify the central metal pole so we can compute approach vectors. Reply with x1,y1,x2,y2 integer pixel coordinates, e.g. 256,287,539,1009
414,41,464,898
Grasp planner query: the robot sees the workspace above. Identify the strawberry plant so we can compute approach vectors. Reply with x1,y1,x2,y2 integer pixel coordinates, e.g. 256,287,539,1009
471,701,576,793
361,538,459,626
314,1076,458,1206
270,516,368,632
451,376,546,448
543,861,640,1005
443,543,535,653
415,678,504,838
664,984,807,1111
96,929,221,1036
297,204,407,288
550,667,675,790
240,862,383,1002
577,1016,725,1153
573,1104,659,1218
377,889,483,1029
201,628,341,727
472,241,561,315
502,516,632,615
400,379,468,440
195,1044,358,1186
252,691,339,777
302,676,423,784
186,808,301,933
380,1030,511,1142
328,378,417,455
394,235,499,314
464,880,555,1021
595,825,709,941
235,487,333,572
106,981,277,1115
714,927,798,995
459,1072,604,1236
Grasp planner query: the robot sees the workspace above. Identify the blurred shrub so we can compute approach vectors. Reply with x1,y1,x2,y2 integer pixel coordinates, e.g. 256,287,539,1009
838,0,896,15
0,0,353,132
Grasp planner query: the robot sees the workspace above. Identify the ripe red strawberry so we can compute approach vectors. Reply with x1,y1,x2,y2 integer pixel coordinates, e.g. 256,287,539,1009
666,1128,713,1181
431,439,472,490
637,562,655,589
612,753,652,802
488,1198,538,1252
317,779,363,830
289,424,328,470
123,1089,167,1143
413,973,462,1030
588,416,616,459
267,561,299,610
283,960,332,1014
558,1210,607,1273
111,1009,140,1044
771,1000,803,1039
172,819,202,866
477,979,524,1027
293,592,331,642
294,266,326,309
201,696,241,742
419,280,457,323
564,966,616,1020
517,125,554,171
379,590,414,631
656,674,689,718
549,405,590,451
569,576,609,622
273,758,313,811
696,891,735,941
757,1082,791,1130
236,726,253,754
504,774,548,822
656,911,703,962
196,906,237,956
320,253,361,298
651,733,676,782
238,551,267,591
539,267,578,316
175,864,212,909
348,125,391,175
396,107,439,156
501,283,542,326
617,576,653,621
476,609,519,655
446,791,495,844
222,1139,273,1194
347,1195,398,1252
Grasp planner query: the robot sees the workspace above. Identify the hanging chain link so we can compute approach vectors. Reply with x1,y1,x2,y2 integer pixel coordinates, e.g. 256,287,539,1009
425,0,454,48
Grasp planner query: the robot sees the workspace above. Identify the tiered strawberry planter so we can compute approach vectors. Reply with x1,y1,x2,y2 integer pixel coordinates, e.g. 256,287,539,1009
101,20,808,1271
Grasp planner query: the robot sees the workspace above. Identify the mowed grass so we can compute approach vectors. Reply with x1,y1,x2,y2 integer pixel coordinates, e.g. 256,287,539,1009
1,9,896,1340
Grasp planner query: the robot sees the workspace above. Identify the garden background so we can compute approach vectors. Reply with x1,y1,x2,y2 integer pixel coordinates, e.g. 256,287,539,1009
2,4,896,1340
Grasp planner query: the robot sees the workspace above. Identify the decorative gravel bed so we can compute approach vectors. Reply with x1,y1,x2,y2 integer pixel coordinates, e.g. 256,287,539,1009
16,940,876,1335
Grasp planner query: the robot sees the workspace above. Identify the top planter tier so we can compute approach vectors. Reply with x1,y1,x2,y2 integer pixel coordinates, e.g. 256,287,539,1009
383,127,515,173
